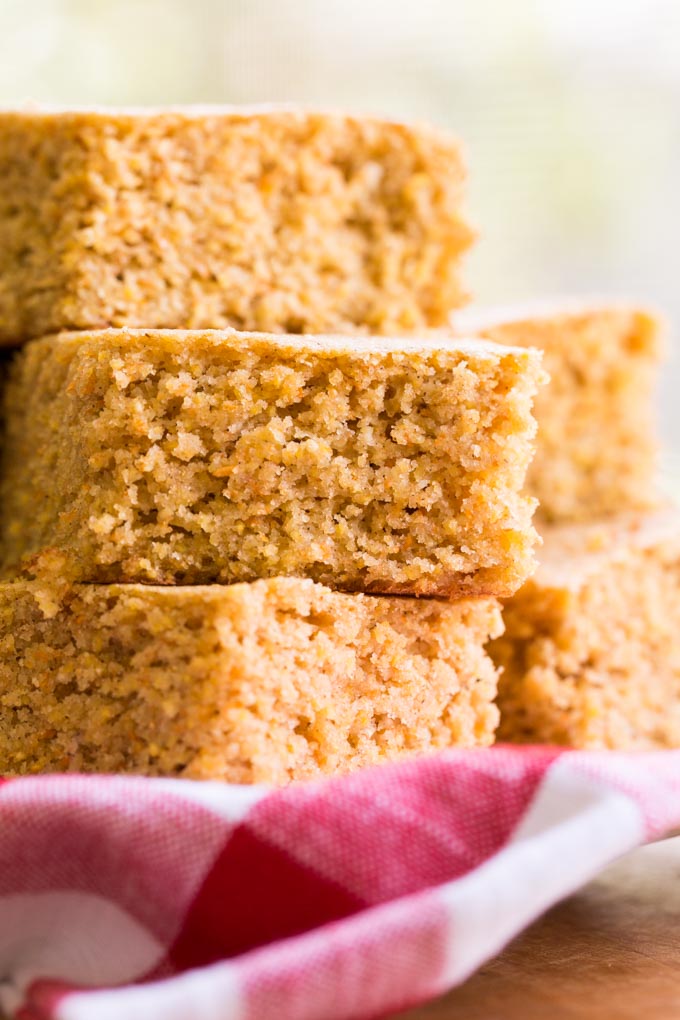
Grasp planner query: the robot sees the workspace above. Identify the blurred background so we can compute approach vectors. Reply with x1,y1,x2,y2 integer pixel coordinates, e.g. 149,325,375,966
1,0,679,447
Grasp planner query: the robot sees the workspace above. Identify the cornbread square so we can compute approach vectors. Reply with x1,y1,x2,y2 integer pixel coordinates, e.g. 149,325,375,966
453,302,661,522
0,106,473,344
0,328,544,596
0,578,502,782
493,510,680,750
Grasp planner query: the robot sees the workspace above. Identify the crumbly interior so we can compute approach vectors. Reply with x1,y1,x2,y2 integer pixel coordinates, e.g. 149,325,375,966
1,329,543,597
453,305,661,522
0,108,473,344
0,577,502,782
493,512,680,749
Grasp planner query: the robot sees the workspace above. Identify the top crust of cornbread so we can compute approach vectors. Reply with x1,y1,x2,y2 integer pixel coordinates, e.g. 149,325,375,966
0,106,472,343
0,103,447,125
453,300,662,523
531,508,680,590
455,297,664,335
0,327,544,597
40,327,521,359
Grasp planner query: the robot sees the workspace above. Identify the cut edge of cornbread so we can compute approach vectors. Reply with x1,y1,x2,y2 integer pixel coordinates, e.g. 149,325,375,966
493,508,680,750
1,327,545,597
0,576,502,783
453,299,662,523
0,107,474,342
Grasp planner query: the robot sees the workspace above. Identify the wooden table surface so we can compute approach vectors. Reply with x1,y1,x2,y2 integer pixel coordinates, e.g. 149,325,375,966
399,836,680,1019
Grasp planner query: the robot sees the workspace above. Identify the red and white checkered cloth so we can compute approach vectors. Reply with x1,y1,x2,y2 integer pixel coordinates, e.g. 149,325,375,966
2,746,680,1020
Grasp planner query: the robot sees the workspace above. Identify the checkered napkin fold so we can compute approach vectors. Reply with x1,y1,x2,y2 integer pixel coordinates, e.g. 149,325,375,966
2,746,680,1020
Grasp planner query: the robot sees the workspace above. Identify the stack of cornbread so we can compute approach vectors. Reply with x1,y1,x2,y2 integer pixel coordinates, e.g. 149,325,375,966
453,303,679,750
0,107,674,783
0,107,547,782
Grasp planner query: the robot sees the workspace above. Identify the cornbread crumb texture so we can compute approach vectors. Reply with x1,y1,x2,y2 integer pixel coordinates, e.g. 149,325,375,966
0,577,502,783
454,303,661,522
1,328,543,597
493,510,680,750
0,107,473,344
